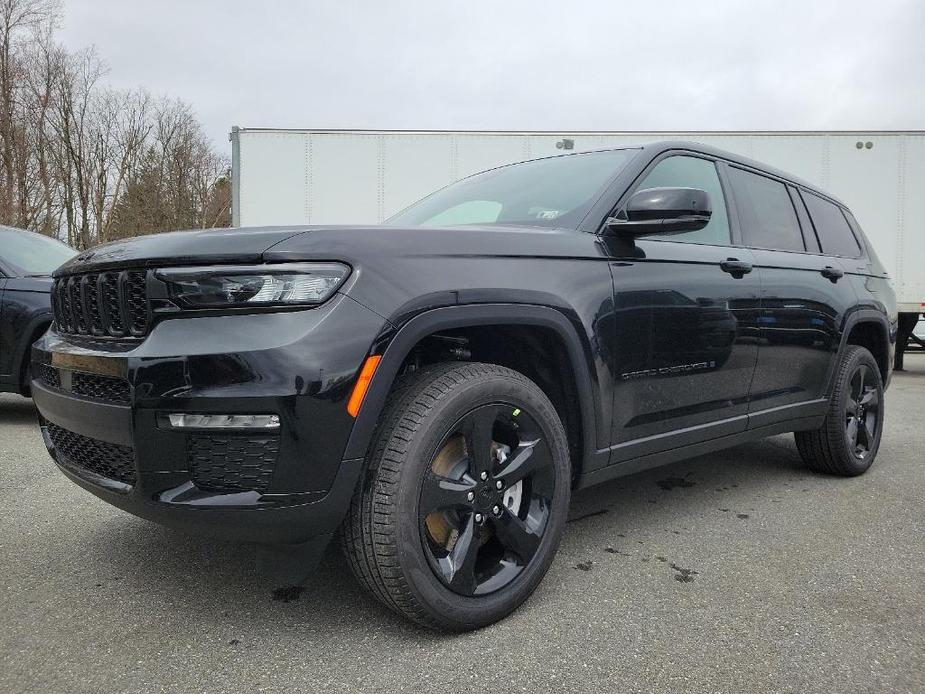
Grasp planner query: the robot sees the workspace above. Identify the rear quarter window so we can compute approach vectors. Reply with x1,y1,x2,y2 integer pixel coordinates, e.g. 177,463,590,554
801,192,862,257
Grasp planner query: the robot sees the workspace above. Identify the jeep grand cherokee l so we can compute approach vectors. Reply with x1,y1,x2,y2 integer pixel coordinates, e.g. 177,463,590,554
32,141,896,630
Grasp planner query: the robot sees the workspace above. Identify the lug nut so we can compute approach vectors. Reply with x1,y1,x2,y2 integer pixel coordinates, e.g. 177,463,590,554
495,480,504,490
474,513,484,524
492,505,502,516
480,471,489,481
467,491,475,502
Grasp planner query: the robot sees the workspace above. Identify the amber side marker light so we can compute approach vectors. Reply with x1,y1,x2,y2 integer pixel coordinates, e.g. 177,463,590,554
347,355,382,417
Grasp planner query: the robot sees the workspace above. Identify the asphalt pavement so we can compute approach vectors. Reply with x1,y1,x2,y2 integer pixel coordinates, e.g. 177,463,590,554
1,355,923,693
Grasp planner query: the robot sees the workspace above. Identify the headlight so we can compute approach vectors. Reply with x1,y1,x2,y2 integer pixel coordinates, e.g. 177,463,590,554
155,262,349,308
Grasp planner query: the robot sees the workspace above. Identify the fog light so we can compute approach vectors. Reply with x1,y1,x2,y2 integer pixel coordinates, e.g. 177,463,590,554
166,413,280,429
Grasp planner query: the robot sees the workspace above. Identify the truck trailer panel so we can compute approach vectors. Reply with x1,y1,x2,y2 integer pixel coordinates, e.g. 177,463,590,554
231,128,924,311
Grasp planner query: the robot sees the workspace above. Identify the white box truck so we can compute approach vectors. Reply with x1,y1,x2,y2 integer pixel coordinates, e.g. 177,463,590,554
230,128,924,319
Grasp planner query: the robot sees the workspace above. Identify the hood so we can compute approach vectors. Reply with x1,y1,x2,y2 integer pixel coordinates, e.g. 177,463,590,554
263,224,605,263
53,223,606,274
54,226,313,276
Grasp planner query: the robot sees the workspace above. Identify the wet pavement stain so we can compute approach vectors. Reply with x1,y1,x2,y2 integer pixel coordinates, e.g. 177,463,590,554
669,562,699,583
657,477,695,491
272,586,306,602
574,560,594,571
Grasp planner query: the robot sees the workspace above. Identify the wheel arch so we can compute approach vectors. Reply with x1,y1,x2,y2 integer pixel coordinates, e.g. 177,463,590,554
342,304,602,480
836,310,892,390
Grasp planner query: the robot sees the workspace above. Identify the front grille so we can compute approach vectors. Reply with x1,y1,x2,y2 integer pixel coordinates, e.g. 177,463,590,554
38,366,130,404
52,270,149,338
188,434,280,494
38,363,60,389
47,423,136,486
71,372,131,404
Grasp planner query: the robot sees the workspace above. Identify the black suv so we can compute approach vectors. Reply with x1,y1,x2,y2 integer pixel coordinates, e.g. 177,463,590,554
32,142,895,630
0,226,76,396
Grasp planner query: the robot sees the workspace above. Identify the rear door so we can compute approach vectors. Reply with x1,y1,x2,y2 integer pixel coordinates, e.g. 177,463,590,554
606,153,761,460
725,165,858,428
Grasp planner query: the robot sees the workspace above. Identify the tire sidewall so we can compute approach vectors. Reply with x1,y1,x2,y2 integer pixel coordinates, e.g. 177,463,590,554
390,369,571,629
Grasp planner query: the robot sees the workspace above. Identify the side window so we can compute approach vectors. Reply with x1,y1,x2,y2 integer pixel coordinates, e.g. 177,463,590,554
788,186,821,253
727,167,804,252
801,192,862,257
634,155,731,244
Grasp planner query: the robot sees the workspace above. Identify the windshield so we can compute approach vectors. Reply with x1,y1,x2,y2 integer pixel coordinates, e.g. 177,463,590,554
388,149,637,229
0,227,76,276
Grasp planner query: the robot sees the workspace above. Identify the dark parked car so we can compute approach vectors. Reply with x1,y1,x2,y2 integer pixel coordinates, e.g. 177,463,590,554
0,226,76,396
31,142,896,630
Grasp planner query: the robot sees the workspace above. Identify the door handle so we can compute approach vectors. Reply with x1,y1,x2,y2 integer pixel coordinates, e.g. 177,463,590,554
720,258,753,277
821,265,844,282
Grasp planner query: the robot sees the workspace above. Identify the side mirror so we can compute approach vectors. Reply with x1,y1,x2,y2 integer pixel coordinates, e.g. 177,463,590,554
605,187,712,236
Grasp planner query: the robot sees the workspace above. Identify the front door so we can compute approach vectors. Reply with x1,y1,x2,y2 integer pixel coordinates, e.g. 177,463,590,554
606,154,761,462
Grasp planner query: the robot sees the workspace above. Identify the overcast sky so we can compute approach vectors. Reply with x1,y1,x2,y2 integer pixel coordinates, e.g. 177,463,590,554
58,0,925,153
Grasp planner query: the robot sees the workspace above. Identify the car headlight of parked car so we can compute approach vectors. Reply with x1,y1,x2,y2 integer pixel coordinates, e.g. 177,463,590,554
155,262,350,308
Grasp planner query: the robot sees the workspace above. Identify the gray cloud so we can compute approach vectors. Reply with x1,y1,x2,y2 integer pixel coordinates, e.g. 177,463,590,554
58,0,925,152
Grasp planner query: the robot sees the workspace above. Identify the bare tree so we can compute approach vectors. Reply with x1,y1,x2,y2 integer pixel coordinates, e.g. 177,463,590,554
96,89,152,242
107,99,230,240
0,0,59,226
44,46,106,248
21,22,59,234
0,0,230,246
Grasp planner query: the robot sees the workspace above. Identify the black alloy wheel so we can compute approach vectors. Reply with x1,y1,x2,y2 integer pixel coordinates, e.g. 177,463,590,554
419,403,555,596
845,362,881,460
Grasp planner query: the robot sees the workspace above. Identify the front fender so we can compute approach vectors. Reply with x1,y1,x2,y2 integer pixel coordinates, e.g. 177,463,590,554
341,303,604,475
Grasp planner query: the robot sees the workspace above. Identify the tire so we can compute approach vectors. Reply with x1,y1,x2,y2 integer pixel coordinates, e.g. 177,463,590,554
340,362,571,631
794,345,884,476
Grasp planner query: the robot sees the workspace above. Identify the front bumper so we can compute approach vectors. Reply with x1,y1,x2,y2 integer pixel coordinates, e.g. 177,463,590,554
32,294,384,545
